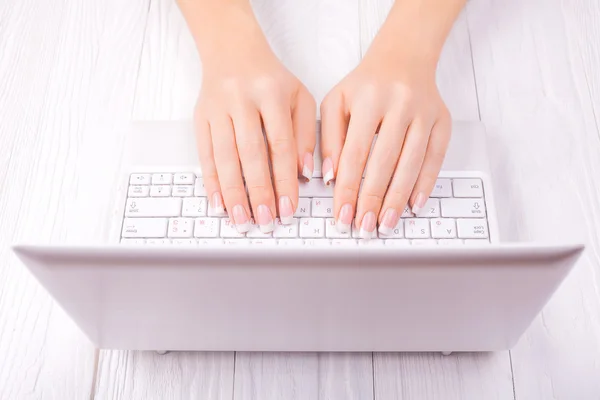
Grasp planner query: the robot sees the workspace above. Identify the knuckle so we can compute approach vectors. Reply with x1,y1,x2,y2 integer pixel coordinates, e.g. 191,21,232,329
236,137,265,156
268,136,294,156
221,185,246,200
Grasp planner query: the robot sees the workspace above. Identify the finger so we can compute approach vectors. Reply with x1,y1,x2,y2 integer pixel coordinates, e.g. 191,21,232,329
210,114,251,233
232,104,276,233
333,109,380,234
379,118,432,234
320,89,348,185
261,98,298,225
293,89,317,181
194,115,224,214
409,111,451,213
355,111,409,238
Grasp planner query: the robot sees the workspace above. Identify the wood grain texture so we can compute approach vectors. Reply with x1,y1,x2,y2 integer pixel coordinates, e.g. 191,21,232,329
467,0,600,398
0,0,150,399
359,1,515,399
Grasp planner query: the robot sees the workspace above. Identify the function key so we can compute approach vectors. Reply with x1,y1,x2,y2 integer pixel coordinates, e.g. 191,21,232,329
453,179,483,198
174,172,195,185
151,173,173,185
130,174,151,185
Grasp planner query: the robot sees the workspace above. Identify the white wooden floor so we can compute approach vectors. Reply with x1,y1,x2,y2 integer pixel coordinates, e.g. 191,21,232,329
1,0,599,398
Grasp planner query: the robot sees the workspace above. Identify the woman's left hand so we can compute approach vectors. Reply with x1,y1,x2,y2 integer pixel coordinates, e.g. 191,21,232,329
320,46,452,239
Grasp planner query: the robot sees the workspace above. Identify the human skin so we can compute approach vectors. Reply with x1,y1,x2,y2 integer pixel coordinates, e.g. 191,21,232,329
176,0,466,236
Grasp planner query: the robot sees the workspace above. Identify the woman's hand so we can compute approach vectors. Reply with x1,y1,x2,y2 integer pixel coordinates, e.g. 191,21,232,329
320,41,451,239
191,6,316,233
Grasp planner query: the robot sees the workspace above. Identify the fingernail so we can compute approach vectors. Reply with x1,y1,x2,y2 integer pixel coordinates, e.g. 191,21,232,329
210,192,225,215
322,157,334,185
256,204,274,233
302,152,313,181
279,196,294,225
359,211,377,240
378,208,399,236
232,205,251,233
336,203,353,233
411,193,426,215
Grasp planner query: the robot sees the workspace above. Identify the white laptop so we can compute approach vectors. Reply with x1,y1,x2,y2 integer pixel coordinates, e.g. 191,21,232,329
12,121,584,354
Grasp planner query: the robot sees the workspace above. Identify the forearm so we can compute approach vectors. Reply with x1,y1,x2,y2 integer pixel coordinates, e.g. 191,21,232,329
368,0,466,69
175,0,268,65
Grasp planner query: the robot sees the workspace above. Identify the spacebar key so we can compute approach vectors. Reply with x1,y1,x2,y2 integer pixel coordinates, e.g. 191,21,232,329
125,197,182,217
122,218,168,238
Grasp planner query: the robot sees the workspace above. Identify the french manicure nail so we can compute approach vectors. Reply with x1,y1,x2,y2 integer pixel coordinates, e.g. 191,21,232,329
378,208,399,236
411,193,426,215
336,203,353,233
302,152,314,181
322,157,334,185
359,211,377,240
232,205,251,233
256,204,274,233
279,196,294,225
210,192,226,215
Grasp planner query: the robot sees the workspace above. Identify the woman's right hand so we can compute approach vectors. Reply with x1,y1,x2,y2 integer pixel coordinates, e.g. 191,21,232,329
195,24,316,234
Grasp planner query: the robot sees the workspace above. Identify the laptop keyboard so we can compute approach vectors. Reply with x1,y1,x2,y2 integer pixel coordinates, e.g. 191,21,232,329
120,172,491,247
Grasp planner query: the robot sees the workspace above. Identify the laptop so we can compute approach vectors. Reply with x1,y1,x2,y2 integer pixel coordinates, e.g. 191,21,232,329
11,121,584,353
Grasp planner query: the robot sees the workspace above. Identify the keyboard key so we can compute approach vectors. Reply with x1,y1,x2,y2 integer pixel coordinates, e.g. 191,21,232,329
312,198,334,217
457,219,489,239
250,239,277,246
125,198,181,217
194,178,207,197
402,205,414,218
431,218,456,239
248,221,273,238
173,173,195,185
404,219,430,239
326,218,351,238
173,239,195,246
384,239,411,247
438,239,464,245
441,198,486,218
305,239,330,247
152,173,173,185
295,198,311,217
224,239,249,246
273,218,299,238
150,185,171,197
146,238,171,245
168,218,194,238
120,238,145,245
278,239,304,246
412,239,437,246
453,179,483,198
122,218,168,238
464,239,490,245
172,185,194,197
331,239,357,247
182,197,207,217
128,185,150,197
415,198,440,218
300,218,325,238
130,174,151,185
298,179,334,197
379,219,403,239
194,218,220,238
220,218,245,238
359,239,385,247
431,179,452,197
197,238,224,246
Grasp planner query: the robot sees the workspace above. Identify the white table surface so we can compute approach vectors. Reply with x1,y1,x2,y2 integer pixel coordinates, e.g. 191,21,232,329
1,0,599,399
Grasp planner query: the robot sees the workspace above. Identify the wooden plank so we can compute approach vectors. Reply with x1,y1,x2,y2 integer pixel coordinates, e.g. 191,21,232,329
94,1,236,398
467,0,600,398
0,0,150,398
358,1,515,399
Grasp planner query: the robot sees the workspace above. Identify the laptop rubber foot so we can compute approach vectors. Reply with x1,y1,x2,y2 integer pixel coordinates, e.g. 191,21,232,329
156,350,169,355
441,351,452,356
